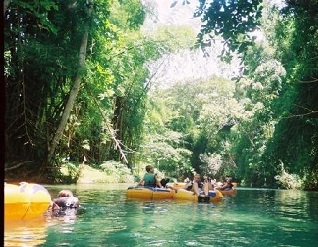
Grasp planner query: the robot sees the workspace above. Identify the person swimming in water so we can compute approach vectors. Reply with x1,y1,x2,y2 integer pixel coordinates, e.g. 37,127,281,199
49,189,80,217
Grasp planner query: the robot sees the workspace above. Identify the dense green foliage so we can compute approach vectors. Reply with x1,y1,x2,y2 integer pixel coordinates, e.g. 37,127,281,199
196,0,263,58
4,0,155,182
153,0,317,189
4,0,318,189
232,1,318,190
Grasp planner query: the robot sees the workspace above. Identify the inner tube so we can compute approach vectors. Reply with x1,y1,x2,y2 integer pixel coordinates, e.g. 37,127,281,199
5,182,51,220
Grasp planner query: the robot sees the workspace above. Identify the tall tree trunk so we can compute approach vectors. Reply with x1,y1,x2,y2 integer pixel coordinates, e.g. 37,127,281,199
4,0,11,16
47,5,92,164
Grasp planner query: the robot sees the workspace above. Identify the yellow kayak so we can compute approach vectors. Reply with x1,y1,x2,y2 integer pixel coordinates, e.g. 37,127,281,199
5,182,51,220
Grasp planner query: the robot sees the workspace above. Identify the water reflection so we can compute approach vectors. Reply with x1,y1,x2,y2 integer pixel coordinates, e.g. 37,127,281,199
4,185,318,247
274,189,311,222
4,218,49,247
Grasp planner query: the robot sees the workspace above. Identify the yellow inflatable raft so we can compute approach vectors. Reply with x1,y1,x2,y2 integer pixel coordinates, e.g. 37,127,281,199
126,186,223,203
174,189,223,203
5,182,52,221
167,182,187,190
219,188,237,196
168,181,236,198
218,182,238,196
126,186,175,200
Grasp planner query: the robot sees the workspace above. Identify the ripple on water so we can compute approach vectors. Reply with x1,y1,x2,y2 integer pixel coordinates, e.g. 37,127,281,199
5,185,317,247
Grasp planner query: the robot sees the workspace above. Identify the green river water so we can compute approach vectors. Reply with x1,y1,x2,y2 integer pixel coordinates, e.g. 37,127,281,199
4,183,318,247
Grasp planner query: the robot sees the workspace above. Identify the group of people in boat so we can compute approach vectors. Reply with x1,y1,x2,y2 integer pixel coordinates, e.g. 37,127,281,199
47,164,234,216
137,164,234,197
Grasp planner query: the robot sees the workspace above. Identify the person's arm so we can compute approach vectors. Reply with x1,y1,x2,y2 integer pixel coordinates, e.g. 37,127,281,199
137,177,144,186
207,181,214,190
49,200,60,211
155,174,163,188
182,184,189,189
193,182,200,196
203,176,213,192
182,181,191,189
220,182,228,190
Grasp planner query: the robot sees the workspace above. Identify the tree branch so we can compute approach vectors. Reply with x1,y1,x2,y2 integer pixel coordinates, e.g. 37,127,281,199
283,104,318,118
5,161,33,171
84,86,131,163
4,0,11,17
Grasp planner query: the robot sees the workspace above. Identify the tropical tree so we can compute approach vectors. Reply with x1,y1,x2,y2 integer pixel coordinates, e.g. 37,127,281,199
4,0,154,181
168,0,318,189
202,0,318,189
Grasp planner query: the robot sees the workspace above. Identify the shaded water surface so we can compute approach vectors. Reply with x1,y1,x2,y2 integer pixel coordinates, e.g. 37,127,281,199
4,184,318,247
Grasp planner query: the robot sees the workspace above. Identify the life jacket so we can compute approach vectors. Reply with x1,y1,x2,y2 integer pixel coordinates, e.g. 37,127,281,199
143,173,156,187
186,181,203,191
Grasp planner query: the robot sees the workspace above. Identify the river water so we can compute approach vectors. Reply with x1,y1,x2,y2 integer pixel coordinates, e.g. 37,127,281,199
4,183,318,247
